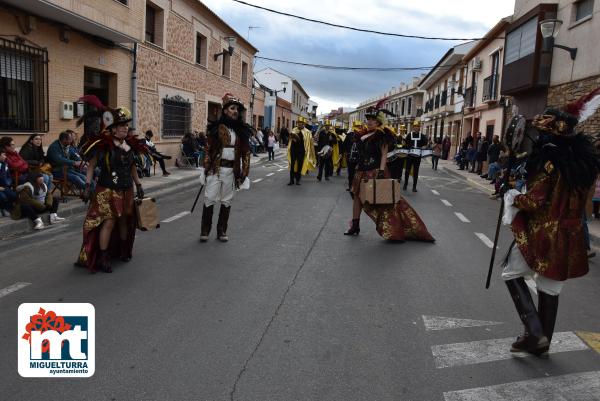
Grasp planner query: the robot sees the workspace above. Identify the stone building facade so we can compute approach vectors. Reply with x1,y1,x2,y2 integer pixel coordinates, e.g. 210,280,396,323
137,0,257,157
0,0,144,146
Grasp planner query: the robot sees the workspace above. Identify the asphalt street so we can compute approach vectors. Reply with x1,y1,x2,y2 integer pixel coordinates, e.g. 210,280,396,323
1,156,599,401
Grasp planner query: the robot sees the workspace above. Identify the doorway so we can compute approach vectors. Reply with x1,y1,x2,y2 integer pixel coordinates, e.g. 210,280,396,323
83,68,115,136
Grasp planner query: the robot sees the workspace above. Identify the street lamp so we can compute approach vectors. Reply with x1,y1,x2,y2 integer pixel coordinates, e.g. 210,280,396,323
269,81,288,96
214,36,236,61
539,19,577,60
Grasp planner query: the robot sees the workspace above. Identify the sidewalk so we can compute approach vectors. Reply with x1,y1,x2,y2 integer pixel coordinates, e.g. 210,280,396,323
439,158,600,249
0,151,281,239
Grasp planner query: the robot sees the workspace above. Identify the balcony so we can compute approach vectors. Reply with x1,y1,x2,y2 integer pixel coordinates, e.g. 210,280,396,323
463,87,476,109
482,74,499,103
441,91,448,106
3,0,141,43
434,94,440,109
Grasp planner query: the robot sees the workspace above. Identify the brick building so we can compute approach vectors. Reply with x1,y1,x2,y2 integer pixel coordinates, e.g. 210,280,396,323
137,0,258,157
0,0,144,146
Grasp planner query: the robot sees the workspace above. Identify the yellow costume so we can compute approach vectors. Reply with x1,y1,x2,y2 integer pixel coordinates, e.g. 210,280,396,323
287,126,316,175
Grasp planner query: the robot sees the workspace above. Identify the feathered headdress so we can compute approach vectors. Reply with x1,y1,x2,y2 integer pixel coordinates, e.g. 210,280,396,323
533,87,600,136
365,97,396,126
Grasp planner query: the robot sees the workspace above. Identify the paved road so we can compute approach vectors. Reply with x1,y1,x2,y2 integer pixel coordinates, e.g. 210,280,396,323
1,157,599,401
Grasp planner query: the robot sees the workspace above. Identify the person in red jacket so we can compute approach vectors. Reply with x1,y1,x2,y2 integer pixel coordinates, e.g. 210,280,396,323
0,136,29,182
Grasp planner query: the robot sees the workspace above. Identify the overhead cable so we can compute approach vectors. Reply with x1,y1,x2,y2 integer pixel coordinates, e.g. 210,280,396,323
255,56,442,71
232,0,485,41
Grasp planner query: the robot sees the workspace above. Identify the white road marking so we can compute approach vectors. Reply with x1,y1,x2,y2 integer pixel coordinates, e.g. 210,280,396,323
474,232,496,249
422,315,503,331
454,212,471,223
252,178,263,183
266,173,274,177
0,282,31,298
441,199,453,207
432,331,588,369
277,168,285,172
443,371,600,401
431,189,440,195
161,211,190,223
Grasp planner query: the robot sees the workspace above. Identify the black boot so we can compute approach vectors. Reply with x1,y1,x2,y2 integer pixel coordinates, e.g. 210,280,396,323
288,171,295,185
537,291,559,353
344,219,360,236
199,205,213,242
505,278,549,355
98,250,112,273
296,172,301,185
217,205,231,242
120,240,131,262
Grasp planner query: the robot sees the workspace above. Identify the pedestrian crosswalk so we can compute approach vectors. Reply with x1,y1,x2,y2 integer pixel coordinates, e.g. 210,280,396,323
422,315,600,400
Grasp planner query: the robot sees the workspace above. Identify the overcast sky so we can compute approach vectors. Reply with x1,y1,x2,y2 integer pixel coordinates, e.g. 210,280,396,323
202,0,515,114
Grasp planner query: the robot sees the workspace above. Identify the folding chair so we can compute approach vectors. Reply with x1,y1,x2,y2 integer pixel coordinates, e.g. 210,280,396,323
51,165,83,202
176,144,197,169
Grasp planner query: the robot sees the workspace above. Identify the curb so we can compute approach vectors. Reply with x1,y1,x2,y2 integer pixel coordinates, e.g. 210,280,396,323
442,166,495,195
0,152,280,239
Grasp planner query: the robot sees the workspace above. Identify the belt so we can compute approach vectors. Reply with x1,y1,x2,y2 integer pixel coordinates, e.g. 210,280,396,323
220,159,235,168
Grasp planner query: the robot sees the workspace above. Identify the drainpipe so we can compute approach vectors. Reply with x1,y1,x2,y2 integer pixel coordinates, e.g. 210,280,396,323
131,42,138,129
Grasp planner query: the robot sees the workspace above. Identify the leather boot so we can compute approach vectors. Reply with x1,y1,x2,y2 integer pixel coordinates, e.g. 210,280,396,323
120,240,131,262
538,291,559,352
199,205,214,242
506,278,549,355
344,219,360,236
288,171,295,185
98,250,112,273
217,205,231,242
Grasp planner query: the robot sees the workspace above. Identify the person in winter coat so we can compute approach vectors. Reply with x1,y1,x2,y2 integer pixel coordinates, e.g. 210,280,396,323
0,150,17,216
0,136,29,183
11,173,64,230
19,134,52,187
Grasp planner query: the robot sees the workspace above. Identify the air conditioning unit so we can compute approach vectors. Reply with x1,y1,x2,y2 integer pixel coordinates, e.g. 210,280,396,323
472,56,482,72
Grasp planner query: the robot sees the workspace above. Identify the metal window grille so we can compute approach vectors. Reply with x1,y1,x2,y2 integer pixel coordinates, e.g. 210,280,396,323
162,95,191,138
0,38,48,132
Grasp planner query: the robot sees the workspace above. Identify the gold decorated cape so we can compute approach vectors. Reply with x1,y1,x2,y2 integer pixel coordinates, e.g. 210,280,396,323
511,165,589,281
287,127,317,175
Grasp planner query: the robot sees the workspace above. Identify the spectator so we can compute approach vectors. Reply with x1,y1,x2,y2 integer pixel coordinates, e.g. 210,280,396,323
181,132,202,167
19,134,53,188
267,130,276,161
0,150,17,216
249,134,259,157
0,136,30,183
441,135,451,160
431,137,442,170
475,132,488,174
280,127,289,147
46,131,87,189
256,127,265,152
195,131,207,152
12,173,64,229
467,143,477,173
482,135,501,179
141,130,171,176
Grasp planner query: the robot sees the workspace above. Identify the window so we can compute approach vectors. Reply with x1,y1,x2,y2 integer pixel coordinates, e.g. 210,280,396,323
241,61,248,85
195,33,207,65
116,0,128,5
505,17,537,64
575,0,594,21
407,97,412,115
0,38,48,132
162,95,191,138
145,6,156,43
401,99,406,116
221,50,230,77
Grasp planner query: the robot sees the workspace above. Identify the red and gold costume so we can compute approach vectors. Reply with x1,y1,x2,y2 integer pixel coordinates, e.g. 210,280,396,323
350,126,434,242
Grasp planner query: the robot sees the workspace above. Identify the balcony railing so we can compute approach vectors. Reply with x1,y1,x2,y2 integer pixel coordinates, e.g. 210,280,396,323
482,74,499,102
464,86,476,108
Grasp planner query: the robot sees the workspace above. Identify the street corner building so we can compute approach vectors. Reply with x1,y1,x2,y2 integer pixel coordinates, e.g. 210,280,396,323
0,0,258,161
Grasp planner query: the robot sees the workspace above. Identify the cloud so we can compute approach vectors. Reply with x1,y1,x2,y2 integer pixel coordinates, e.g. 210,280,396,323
202,0,514,112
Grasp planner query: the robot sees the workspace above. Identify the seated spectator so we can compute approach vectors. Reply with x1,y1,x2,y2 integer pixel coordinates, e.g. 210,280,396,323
12,173,64,229
0,136,30,183
0,150,17,216
181,133,202,167
141,130,171,176
256,128,265,152
46,131,88,189
19,134,53,188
